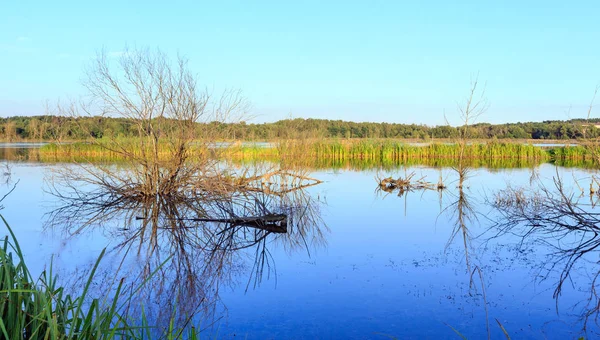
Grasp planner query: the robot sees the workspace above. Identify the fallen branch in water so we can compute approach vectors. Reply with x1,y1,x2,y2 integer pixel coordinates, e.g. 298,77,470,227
135,213,288,233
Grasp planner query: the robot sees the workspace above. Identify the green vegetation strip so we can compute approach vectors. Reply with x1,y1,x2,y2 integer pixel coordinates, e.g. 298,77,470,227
25,140,600,169
0,215,200,339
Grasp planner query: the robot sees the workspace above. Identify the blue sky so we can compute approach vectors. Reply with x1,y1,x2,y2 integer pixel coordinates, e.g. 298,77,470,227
1,0,599,125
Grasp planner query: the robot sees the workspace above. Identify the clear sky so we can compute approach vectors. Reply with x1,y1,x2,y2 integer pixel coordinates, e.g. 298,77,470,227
1,0,599,126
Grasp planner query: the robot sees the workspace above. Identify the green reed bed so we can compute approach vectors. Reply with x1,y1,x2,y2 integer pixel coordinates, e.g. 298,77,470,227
227,140,549,162
547,146,592,161
545,145,600,168
36,139,600,170
0,215,199,340
37,140,549,163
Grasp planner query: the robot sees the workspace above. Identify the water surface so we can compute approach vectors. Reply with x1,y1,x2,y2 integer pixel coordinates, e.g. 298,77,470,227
0,149,598,339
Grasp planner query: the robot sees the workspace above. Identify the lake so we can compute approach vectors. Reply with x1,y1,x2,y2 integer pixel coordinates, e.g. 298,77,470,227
0,144,598,339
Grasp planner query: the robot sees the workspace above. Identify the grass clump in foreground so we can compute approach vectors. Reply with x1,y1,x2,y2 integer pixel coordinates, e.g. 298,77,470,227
0,215,199,340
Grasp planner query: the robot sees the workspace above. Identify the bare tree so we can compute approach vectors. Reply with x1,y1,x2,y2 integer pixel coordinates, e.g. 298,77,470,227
46,48,301,207
447,74,489,181
441,75,494,338
439,75,489,262
45,47,326,331
456,75,489,139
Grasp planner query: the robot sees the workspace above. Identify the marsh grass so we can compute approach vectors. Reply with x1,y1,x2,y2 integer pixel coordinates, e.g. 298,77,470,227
0,214,201,340
225,139,549,168
37,138,211,163
548,145,593,161
28,139,600,170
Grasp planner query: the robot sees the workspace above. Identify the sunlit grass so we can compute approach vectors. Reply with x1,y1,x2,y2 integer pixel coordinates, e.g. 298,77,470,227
25,139,600,170
225,139,549,168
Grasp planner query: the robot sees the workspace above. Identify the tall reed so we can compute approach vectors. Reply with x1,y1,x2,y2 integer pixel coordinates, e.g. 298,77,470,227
33,139,600,170
224,139,549,165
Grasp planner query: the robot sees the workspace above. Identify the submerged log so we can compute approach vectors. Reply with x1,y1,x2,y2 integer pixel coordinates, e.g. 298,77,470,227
135,214,288,233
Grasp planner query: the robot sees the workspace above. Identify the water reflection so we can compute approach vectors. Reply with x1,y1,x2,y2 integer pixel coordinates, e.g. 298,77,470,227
375,164,500,337
6,155,600,337
45,164,326,329
491,173,600,335
375,166,477,273
443,170,477,274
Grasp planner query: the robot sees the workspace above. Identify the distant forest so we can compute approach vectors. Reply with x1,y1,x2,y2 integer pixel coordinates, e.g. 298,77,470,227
1,115,600,141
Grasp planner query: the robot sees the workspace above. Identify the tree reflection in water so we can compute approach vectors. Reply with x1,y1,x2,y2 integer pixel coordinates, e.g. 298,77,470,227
492,173,600,334
44,163,327,330
442,167,477,273
375,164,496,338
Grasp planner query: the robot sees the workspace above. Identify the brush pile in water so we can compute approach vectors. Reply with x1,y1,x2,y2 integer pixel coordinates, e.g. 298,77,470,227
377,171,445,196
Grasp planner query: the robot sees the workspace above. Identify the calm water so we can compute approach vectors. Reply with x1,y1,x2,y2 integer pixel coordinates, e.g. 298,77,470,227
0,146,598,339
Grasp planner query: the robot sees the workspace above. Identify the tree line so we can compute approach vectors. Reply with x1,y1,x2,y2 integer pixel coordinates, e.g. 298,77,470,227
0,115,598,141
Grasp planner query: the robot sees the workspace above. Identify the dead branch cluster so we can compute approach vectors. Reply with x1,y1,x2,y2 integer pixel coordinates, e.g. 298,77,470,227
572,175,600,199
376,171,445,196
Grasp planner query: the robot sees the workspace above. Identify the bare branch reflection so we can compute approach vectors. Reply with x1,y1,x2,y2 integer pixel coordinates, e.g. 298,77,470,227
45,163,326,329
441,169,477,273
491,172,600,332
